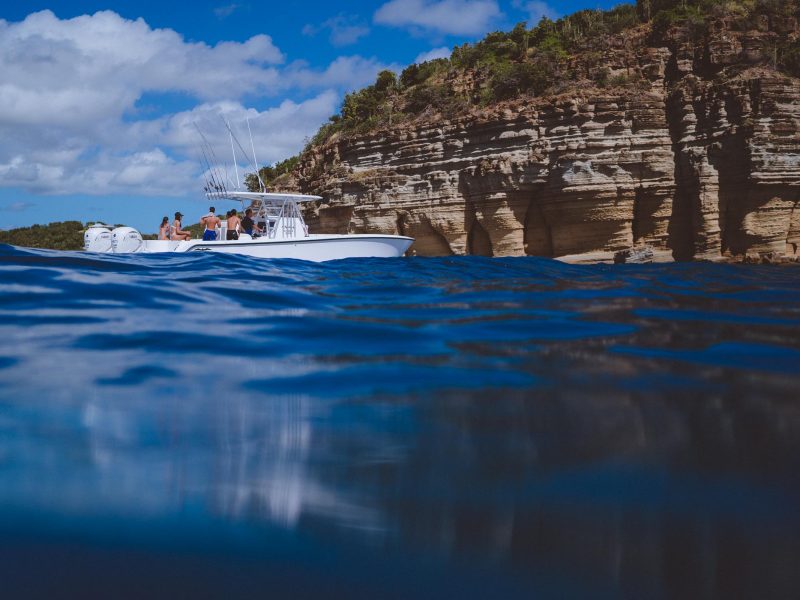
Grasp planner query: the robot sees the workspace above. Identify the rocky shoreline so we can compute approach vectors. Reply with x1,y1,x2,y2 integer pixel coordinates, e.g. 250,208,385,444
554,249,800,265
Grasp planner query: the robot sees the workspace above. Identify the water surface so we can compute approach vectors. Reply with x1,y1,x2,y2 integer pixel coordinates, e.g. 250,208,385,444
0,245,798,598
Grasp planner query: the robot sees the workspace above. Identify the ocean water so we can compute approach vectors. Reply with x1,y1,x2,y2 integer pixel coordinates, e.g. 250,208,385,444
0,244,798,598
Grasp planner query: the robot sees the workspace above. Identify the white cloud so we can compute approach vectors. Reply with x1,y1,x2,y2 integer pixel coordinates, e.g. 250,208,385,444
513,1,558,25
154,92,341,167
415,46,451,63
0,10,285,129
0,11,394,197
0,148,197,196
303,15,370,47
214,4,243,19
374,0,501,36
0,92,340,196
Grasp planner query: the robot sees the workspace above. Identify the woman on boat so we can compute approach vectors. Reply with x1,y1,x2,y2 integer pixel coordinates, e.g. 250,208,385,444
226,209,241,240
158,216,170,240
172,212,191,241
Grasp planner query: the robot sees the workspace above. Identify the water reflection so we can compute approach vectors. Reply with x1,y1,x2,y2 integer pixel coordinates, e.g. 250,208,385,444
4,376,798,596
212,395,384,533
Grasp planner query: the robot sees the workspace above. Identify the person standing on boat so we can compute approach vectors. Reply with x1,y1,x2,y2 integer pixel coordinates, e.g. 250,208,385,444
201,207,221,241
242,208,262,237
158,216,170,240
172,212,191,241
226,209,241,240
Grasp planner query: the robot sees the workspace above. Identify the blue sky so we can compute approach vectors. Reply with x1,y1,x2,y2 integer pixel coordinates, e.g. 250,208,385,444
0,1,622,232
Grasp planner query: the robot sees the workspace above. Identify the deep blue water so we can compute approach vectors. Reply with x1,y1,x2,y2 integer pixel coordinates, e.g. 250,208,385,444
1,244,799,598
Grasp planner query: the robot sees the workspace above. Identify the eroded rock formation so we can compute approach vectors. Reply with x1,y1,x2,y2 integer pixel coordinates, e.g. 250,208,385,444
297,17,800,261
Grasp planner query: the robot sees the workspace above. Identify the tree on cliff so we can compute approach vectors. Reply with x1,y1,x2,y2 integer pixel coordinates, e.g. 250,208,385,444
244,155,300,192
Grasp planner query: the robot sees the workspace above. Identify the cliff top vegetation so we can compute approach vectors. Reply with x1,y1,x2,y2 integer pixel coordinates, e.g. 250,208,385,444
317,1,798,137
244,0,799,191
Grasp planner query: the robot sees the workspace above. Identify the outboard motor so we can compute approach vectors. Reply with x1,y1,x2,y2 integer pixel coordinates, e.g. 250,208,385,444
111,227,144,253
84,224,112,252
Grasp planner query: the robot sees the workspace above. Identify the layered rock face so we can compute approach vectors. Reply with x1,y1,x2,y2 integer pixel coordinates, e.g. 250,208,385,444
298,18,800,261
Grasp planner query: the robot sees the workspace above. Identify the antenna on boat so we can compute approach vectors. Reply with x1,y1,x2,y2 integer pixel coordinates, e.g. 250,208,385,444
246,117,266,193
222,118,263,192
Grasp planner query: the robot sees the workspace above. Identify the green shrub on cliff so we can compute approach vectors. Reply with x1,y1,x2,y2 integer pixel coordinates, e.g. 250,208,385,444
644,0,800,74
399,60,448,87
303,69,402,143
405,83,455,114
604,3,641,32
650,3,707,40
489,62,552,101
646,0,800,40
245,155,300,192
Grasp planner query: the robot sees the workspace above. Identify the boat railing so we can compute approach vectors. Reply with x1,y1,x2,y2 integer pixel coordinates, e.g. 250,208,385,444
254,198,305,240
203,191,318,240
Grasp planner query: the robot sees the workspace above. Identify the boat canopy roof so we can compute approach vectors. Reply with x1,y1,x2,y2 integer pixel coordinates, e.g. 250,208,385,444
210,191,323,203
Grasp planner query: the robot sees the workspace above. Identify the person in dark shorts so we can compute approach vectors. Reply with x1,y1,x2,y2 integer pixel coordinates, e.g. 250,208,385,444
241,208,262,237
226,209,241,240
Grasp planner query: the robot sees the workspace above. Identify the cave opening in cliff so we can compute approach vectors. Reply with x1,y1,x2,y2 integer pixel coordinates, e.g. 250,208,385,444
523,200,553,257
468,219,493,256
405,216,455,256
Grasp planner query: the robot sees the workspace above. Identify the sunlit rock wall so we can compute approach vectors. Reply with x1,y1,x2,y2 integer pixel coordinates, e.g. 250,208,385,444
298,18,800,261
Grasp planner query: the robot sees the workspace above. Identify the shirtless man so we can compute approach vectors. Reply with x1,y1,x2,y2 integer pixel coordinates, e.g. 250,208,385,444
200,206,221,241
226,209,242,240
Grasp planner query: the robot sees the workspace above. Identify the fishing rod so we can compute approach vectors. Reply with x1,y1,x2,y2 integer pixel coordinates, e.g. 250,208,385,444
196,123,229,197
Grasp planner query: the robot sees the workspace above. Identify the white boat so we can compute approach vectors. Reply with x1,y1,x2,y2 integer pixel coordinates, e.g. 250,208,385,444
84,191,413,262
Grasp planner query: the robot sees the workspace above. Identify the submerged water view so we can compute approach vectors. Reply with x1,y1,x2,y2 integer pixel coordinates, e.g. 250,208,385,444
0,245,798,598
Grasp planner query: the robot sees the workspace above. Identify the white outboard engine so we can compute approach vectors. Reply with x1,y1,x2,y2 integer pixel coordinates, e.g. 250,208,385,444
84,224,113,253
111,227,144,253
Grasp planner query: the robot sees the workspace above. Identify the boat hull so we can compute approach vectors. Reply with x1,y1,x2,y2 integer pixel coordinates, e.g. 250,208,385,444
141,234,413,261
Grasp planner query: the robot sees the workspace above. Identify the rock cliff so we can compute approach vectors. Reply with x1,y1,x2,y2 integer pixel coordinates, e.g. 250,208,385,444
296,9,800,261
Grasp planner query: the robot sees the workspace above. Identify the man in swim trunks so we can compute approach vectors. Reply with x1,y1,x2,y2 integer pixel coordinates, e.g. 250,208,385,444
201,207,221,241
226,209,241,240
241,208,262,237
